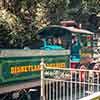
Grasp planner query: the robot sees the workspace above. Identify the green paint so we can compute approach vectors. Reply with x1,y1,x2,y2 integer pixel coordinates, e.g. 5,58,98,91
0,50,69,85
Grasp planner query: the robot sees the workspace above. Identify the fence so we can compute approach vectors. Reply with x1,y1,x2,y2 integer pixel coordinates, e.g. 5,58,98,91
40,59,100,100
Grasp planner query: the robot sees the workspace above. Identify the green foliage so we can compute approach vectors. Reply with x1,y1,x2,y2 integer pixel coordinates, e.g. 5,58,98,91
0,23,11,48
47,0,69,24
0,0,99,48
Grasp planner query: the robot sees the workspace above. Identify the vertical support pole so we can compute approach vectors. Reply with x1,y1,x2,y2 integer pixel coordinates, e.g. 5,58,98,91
40,58,45,100
88,70,93,95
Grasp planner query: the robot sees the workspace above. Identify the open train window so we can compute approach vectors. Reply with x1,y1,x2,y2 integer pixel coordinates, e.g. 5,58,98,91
80,35,93,47
40,35,71,50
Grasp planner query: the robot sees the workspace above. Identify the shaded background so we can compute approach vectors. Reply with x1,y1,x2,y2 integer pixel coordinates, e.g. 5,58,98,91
0,0,100,48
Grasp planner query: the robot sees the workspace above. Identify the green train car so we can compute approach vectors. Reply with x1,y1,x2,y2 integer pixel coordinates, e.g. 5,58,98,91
0,50,69,94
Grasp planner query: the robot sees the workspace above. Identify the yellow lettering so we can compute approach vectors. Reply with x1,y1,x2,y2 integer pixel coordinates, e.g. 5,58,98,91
23,66,26,72
50,64,53,67
47,64,50,67
37,65,40,70
10,63,66,74
55,64,57,67
21,67,24,72
34,66,37,71
53,64,55,67
28,65,32,72
31,66,34,71
16,67,20,73
11,67,15,74
57,63,59,68
14,67,17,74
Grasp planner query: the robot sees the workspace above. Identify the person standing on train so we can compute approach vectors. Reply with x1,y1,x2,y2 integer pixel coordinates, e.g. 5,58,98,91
71,35,82,59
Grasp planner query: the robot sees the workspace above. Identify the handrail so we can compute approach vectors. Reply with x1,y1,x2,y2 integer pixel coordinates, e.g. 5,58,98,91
79,92,100,100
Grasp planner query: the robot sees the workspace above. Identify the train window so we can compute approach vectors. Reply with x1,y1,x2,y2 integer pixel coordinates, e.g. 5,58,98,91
46,37,62,46
80,35,92,47
81,36,87,47
41,36,71,49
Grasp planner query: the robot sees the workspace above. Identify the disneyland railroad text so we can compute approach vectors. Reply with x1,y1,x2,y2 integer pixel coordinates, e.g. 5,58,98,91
10,63,66,74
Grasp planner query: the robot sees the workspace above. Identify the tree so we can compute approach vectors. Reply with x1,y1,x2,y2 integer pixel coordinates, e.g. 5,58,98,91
66,0,100,30
88,13,98,32
0,22,11,48
35,3,50,29
0,0,37,48
0,0,100,48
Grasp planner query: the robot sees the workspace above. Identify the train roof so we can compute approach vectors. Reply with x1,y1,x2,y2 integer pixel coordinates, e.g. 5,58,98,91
65,26,94,35
37,25,94,36
37,25,71,36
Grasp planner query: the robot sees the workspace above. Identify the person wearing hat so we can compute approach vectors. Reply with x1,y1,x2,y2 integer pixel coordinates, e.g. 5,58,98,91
76,56,96,70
